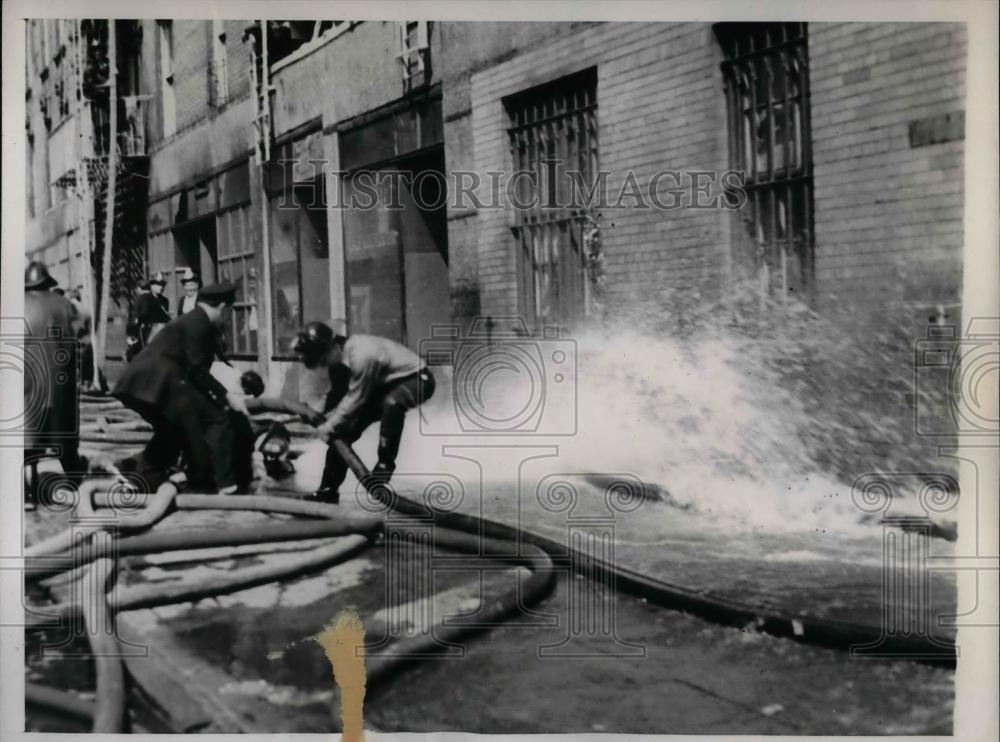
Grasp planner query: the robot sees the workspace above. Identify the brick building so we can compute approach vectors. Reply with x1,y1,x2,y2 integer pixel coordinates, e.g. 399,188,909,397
25,20,966,407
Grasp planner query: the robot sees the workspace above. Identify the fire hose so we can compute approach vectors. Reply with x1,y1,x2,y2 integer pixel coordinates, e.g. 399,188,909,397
25,474,557,733
330,440,958,668
25,683,95,724
28,435,956,733
83,557,126,732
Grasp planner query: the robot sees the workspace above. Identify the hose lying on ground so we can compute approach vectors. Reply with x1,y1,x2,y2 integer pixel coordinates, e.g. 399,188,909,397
79,431,159,444
363,524,556,687
26,515,383,583
83,556,126,733
26,480,178,558
330,441,957,668
25,683,95,722
83,421,152,433
25,481,385,732
26,469,556,734
29,428,955,734
26,535,373,626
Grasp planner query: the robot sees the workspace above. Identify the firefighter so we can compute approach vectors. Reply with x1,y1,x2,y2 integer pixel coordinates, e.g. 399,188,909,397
177,267,202,316
135,271,171,344
112,281,250,494
23,261,84,481
291,322,436,504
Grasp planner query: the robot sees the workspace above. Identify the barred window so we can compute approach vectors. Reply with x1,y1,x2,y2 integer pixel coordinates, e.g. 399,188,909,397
716,22,814,300
506,68,598,327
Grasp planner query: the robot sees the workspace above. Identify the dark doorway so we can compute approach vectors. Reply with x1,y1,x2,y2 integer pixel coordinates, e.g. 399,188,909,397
172,217,218,295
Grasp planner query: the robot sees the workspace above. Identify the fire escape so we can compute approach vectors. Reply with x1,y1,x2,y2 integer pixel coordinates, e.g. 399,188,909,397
80,19,151,316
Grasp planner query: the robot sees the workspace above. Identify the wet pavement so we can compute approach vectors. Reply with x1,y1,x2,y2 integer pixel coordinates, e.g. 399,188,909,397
18,400,957,733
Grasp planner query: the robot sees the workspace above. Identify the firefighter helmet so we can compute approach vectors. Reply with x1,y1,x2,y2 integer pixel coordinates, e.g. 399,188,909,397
25,261,58,291
292,321,343,369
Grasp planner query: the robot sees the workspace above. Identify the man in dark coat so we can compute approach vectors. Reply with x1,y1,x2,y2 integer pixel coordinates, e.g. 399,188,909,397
113,282,250,494
134,271,171,344
125,281,149,364
23,262,83,478
292,322,435,504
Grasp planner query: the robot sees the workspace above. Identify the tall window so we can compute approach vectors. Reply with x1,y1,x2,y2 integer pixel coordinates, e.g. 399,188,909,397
269,179,330,356
210,19,229,107
506,68,598,327
716,22,814,299
157,20,176,138
217,206,257,355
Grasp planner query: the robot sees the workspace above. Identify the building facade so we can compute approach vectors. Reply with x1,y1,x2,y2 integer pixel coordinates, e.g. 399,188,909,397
25,20,966,408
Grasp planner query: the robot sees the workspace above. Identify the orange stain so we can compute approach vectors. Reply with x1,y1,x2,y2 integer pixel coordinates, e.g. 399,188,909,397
316,610,367,742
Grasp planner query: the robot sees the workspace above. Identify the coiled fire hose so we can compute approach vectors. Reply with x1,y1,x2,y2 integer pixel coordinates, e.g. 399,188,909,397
26,469,557,733
29,430,956,732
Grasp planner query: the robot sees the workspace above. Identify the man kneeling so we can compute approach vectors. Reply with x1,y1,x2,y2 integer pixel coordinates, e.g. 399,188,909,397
292,322,435,504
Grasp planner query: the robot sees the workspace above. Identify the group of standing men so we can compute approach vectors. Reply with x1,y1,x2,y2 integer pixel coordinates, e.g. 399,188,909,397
125,267,200,362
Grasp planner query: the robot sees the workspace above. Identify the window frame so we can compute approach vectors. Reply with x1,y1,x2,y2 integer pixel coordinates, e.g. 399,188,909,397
716,22,815,301
504,67,599,328
215,203,258,358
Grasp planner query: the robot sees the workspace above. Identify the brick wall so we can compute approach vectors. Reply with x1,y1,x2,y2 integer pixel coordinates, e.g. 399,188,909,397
225,20,252,101
808,23,966,475
811,22,966,323
463,21,965,336
173,21,211,133
467,22,731,328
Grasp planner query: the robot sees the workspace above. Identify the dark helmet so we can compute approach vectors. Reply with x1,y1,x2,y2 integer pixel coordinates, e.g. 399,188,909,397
292,321,343,369
239,370,265,398
25,261,58,291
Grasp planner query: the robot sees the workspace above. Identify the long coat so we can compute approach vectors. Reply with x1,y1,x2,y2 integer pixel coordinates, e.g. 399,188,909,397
24,290,81,449
135,292,170,325
113,306,229,417
134,292,171,344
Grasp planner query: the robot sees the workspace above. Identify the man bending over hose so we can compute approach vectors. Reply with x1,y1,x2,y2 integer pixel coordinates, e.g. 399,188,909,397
291,322,435,504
